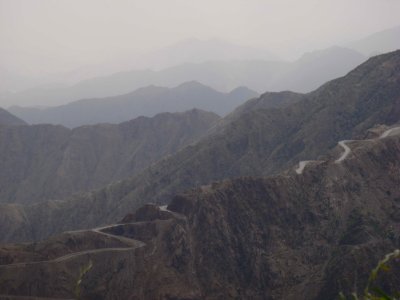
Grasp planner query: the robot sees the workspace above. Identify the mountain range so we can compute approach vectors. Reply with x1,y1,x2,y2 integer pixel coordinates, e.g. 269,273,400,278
0,50,399,245
0,48,399,300
1,47,366,108
0,109,221,206
8,82,258,128
2,24,400,108
0,81,399,300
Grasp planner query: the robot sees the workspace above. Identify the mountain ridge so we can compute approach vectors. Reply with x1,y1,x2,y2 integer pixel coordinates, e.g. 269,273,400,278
2,47,365,107
8,82,258,128
0,109,220,206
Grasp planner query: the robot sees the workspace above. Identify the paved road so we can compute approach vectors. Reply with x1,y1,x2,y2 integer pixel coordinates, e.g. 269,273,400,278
295,160,313,174
379,126,400,138
335,140,353,163
0,224,145,268
296,125,400,170
159,205,170,212
335,126,400,163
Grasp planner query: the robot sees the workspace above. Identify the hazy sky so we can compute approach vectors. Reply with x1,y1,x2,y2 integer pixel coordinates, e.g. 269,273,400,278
1,0,400,77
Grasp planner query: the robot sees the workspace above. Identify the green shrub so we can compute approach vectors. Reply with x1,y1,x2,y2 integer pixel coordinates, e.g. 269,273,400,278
339,249,400,300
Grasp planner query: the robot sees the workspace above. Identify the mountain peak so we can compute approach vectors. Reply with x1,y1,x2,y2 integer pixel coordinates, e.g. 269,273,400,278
228,86,258,96
174,80,212,91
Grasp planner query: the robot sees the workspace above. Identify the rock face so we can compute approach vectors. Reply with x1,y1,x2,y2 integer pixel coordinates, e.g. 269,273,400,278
0,109,220,205
0,129,399,300
0,50,399,244
0,108,26,126
9,81,258,128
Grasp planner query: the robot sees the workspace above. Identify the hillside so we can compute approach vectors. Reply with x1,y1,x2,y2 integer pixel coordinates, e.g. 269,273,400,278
0,50,398,243
8,82,257,127
0,108,26,126
0,109,220,205
0,123,399,299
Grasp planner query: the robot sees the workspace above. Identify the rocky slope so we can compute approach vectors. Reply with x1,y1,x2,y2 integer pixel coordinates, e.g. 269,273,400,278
0,109,220,205
8,82,258,128
0,50,399,243
0,125,399,299
0,108,26,126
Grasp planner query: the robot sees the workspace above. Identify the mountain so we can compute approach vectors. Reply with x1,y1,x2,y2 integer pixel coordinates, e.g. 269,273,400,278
0,107,26,126
268,47,366,92
8,82,258,128
1,61,282,107
348,25,400,57
1,46,366,108
0,123,399,299
0,109,220,205
0,50,398,244
130,38,280,70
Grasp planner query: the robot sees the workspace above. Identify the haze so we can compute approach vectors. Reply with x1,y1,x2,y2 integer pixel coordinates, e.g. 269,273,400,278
1,0,400,79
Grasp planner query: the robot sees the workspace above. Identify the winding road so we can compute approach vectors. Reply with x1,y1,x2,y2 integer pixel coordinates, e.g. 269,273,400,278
335,140,353,163
295,125,400,172
0,223,145,268
334,126,400,164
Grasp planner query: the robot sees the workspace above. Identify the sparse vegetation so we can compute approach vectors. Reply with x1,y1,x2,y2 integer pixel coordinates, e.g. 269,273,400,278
339,249,400,300
74,260,93,299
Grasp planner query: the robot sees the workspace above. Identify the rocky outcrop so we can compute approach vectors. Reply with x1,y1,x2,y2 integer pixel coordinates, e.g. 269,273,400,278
0,129,399,299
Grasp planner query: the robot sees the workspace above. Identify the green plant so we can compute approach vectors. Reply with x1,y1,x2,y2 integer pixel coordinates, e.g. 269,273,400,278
339,249,400,300
74,260,93,299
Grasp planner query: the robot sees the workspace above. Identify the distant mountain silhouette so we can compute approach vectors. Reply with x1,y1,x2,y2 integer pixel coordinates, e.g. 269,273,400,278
268,47,366,92
130,38,280,70
1,47,365,107
8,82,258,128
348,25,400,56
